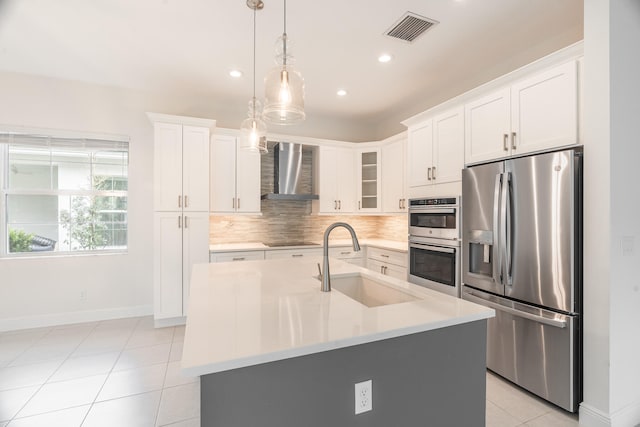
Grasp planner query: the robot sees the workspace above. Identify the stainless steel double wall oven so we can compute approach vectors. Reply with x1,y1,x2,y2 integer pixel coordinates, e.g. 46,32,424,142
408,197,461,297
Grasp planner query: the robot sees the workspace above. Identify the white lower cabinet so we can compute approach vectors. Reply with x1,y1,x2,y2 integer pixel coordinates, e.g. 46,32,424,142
154,211,209,322
265,248,323,259
210,250,265,262
366,247,407,280
329,246,366,267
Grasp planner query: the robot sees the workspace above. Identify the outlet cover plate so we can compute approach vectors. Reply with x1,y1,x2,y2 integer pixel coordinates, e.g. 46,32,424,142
355,379,372,414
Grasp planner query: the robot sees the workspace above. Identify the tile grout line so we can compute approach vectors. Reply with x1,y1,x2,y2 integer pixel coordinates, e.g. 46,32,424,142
154,325,178,427
8,321,101,423
79,316,147,427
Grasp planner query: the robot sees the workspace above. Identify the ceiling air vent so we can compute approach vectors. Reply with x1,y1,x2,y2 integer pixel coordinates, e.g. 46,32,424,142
385,12,438,43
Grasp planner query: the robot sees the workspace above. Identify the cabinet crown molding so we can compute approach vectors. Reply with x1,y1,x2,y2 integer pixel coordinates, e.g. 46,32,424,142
147,112,216,130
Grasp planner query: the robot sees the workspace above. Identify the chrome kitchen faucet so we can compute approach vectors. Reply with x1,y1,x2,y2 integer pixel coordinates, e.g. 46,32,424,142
320,222,361,292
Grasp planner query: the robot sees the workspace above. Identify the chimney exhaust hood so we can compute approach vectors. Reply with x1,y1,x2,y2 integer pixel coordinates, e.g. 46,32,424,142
261,142,319,201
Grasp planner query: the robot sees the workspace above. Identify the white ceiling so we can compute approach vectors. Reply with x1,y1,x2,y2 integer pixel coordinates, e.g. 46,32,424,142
0,0,583,140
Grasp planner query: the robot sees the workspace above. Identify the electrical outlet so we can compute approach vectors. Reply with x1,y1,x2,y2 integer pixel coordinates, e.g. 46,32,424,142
354,379,372,414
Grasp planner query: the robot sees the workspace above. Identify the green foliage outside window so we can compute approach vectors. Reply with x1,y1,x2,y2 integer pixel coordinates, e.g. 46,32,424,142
60,196,108,251
9,228,33,253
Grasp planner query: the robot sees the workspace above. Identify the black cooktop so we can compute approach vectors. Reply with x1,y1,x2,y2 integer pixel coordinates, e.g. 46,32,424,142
264,242,321,247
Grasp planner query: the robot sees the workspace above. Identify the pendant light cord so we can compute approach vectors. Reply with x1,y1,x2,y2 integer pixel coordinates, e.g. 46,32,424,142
252,6,257,117
282,0,287,66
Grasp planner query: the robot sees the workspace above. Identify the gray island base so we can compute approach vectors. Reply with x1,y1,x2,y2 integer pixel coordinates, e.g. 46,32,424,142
201,320,487,427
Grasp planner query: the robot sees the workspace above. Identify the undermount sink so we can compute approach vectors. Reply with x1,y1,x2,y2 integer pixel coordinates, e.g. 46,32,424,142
321,273,420,307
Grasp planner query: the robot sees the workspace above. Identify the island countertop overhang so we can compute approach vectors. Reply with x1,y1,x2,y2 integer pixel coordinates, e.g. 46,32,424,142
181,258,494,377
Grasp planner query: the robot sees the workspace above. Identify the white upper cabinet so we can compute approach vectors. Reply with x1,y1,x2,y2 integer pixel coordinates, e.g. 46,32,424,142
408,106,464,189
152,118,212,212
464,88,511,165
510,61,578,155
382,138,407,213
432,107,465,184
181,126,211,212
465,60,578,164
316,146,355,214
357,149,381,213
408,120,434,188
210,134,261,214
154,123,183,212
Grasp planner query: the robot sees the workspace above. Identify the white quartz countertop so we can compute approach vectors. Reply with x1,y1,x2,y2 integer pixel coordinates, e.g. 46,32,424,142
209,238,407,253
181,258,494,377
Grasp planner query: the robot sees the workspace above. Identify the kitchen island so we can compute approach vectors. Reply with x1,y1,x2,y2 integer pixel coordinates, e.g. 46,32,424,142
182,258,494,427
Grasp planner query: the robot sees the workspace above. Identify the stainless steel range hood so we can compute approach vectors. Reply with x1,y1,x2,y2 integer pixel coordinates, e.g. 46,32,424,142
261,142,319,201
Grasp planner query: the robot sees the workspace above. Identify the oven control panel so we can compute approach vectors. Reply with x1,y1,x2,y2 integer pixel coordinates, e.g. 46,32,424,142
409,197,457,207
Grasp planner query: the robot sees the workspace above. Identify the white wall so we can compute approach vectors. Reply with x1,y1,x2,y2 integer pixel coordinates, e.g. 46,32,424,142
582,1,640,425
0,73,156,329
608,0,640,423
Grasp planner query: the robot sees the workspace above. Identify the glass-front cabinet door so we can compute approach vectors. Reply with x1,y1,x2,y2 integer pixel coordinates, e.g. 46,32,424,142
357,149,381,212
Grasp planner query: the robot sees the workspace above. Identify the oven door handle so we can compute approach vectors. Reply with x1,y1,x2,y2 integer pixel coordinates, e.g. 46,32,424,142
409,207,456,215
409,243,456,254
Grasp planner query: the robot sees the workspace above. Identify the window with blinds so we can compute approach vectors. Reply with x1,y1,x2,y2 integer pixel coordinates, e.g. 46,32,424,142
0,131,129,256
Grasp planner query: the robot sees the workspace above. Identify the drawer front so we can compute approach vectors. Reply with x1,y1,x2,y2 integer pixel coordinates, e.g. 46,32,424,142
367,259,407,280
210,251,265,262
367,247,407,267
265,248,323,260
328,246,364,259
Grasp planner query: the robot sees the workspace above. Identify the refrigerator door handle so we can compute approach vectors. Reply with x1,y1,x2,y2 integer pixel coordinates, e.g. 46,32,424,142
499,172,509,286
493,173,503,285
503,171,513,286
463,291,568,329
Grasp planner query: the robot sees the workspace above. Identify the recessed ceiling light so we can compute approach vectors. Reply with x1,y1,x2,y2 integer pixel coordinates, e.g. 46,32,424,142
337,89,347,97
229,70,243,78
378,54,392,63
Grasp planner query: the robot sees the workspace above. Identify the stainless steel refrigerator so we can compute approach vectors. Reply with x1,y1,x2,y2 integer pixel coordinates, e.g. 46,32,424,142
461,148,582,412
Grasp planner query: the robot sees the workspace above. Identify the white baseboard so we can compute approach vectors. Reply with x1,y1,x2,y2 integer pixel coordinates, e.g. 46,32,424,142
611,400,640,427
0,305,153,332
580,403,611,427
580,401,640,427
154,316,186,328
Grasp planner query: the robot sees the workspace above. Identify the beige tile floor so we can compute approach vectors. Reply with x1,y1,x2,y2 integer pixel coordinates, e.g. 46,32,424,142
0,316,579,426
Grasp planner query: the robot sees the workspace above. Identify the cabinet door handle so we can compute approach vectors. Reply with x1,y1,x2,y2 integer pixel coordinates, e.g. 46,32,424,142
399,199,402,209
432,166,436,180
184,216,189,228
402,199,406,209
232,198,236,209
292,254,304,258
237,198,240,210
178,215,182,228
380,266,384,274
427,167,432,181
340,251,351,255
381,254,389,258
178,195,182,208
338,200,341,210
334,200,338,210
511,132,517,150
184,195,188,208
232,257,246,261
383,266,388,274
503,133,509,151
358,201,361,210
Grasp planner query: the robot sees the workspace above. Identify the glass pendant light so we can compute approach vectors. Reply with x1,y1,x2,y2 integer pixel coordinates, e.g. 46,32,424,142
263,0,305,125
240,0,268,154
